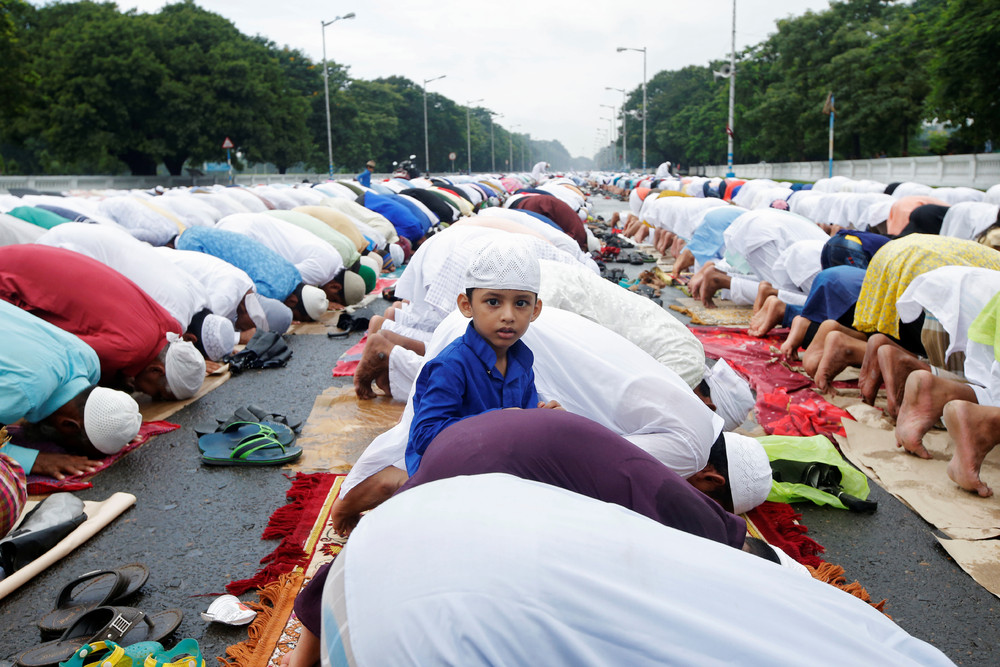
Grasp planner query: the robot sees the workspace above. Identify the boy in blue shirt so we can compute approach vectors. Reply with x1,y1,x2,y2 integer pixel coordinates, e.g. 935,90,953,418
406,236,560,474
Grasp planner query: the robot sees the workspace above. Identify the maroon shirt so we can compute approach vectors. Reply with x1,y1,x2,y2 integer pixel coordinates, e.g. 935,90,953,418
511,194,588,250
0,245,181,382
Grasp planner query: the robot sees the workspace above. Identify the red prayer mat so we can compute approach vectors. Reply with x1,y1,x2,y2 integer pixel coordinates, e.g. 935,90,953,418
9,420,181,495
692,326,854,440
332,334,368,378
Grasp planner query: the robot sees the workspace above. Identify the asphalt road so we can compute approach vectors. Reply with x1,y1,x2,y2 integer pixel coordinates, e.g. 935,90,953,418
2,194,998,663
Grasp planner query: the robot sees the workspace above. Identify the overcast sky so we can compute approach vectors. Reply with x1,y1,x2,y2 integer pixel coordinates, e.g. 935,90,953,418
116,0,834,159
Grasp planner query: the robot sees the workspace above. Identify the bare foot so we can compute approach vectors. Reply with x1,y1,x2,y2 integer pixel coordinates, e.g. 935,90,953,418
366,314,386,335
813,331,865,392
381,304,399,320
780,315,810,362
880,344,930,418
669,235,686,260
634,224,649,243
894,370,974,458
858,334,893,406
802,320,865,377
753,282,778,313
944,400,997,497
748,295,786,337
353,333,394,399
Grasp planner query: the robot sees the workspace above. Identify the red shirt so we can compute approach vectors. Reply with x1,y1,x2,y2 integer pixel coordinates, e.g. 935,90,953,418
0,245,181,382
511,195,588,251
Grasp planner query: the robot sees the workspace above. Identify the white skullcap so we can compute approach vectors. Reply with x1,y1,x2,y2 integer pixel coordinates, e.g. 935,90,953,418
259,296,292,333
771,545,811,578
723,432,773,515
342,271,366,306
84,387,142,454
200,313,237,361
164,332,206,400
359,254,382,275
244,292,268,332
388,243,404,268
465,236,540,293
705,360,755,431
301,284,329,321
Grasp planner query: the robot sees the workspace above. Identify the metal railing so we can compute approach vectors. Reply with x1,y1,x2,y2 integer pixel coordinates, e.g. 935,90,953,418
0,172,363,194
695,153,1000,189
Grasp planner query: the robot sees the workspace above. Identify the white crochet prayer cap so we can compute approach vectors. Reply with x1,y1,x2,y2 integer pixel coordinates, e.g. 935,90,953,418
771,545,811,578
723,432,773,515
705,360,755,431
465,235,541,293
244,292,268,331
200,313,237,362
84,387,142,454
342,271,366,306
301,284,329,320
164,332,206,400
389,243,404,268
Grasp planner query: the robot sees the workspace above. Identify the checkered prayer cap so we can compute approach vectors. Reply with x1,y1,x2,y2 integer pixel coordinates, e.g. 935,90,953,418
464,235,541,294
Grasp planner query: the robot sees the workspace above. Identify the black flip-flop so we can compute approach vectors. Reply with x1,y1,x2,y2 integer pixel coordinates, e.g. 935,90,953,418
17,606,183,667
37,564,149,636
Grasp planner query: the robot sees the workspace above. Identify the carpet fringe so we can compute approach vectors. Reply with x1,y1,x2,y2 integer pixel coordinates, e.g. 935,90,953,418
807,561,889,616
219,571,304,667
749,501,825,567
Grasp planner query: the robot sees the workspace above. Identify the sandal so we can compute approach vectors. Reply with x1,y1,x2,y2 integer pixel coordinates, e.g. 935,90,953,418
144,639,204,667
38,564,149,636
60,641,163,667
16,607,182,667
200,429,302,467
197,421,296,452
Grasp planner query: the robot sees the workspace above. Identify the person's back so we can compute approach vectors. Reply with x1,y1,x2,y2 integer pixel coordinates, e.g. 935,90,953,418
406,237,554,474
357,160,375,188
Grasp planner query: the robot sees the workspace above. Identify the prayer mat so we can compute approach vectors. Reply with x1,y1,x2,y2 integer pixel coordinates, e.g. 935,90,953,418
139,366,231,422
7,421,180,495
671,297,753,327
691,327,853,440
837,419,1000,541
223,473,346,666
284,386,405,474
332,335,368,377
0,492,136,601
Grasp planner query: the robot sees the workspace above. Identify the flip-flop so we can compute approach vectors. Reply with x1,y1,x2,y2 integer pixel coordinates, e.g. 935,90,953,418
197,421,296,452
59,640,163,667
37,564,149,636
144,639,205,667
200,430,302,466
16,606,182,667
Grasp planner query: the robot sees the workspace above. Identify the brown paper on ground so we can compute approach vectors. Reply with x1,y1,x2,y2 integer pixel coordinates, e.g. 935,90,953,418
934,536,1000,600
138,369,231,422
286,308,343,335
0,492,136,601
839,419,1000,540
670,297,752,327
285,386,405,473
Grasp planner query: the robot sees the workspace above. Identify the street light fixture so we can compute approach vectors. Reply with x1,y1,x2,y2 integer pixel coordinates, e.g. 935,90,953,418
321,12,355,179
423,74,446,175
605,86,627,169
466,98,484,175
489,112,503,172
616,46,647,172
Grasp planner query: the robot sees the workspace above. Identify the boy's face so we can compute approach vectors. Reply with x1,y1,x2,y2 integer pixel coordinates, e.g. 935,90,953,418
457,288,542,355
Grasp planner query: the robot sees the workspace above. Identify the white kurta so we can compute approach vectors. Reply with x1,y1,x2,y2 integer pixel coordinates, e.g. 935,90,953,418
323,475,951,667
154,247,255,322
723,209,828,286
37,222,210,328
97,195,183,246
0,213,45,246
217,213,343,287
940,201,1000,241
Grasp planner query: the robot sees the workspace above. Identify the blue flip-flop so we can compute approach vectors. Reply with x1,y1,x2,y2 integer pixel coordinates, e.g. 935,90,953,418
199,424,302,467
197,421,296,453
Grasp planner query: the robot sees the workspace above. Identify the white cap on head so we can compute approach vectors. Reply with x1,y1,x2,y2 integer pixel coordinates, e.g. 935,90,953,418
359,254,382,275
723,432,773,515
200,313,237,361
465,235,540,293
84,387,142,454
244,292,268,332
388,243,404,268
705,360,755,431
301,284,329,321
164,332,206,400
342,271,366,306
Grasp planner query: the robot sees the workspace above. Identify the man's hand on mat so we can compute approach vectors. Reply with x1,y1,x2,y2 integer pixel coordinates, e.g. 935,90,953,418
32,452,101,480
538,400,565,410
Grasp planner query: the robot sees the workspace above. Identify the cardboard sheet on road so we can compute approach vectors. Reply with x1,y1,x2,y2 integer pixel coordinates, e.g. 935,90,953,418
285,385,404,473
670,297,752,327
838,418,1000,541
934,536,1000,600
138,367,231,422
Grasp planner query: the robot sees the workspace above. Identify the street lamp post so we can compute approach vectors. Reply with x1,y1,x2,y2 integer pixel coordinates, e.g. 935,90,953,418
423,74,446,175
727,0,737,178
616,46,646,172
600,117,613,169
321,12,355,179
605,86,627,169
509,124,519,173
466,97,483,175
490,112,503,172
